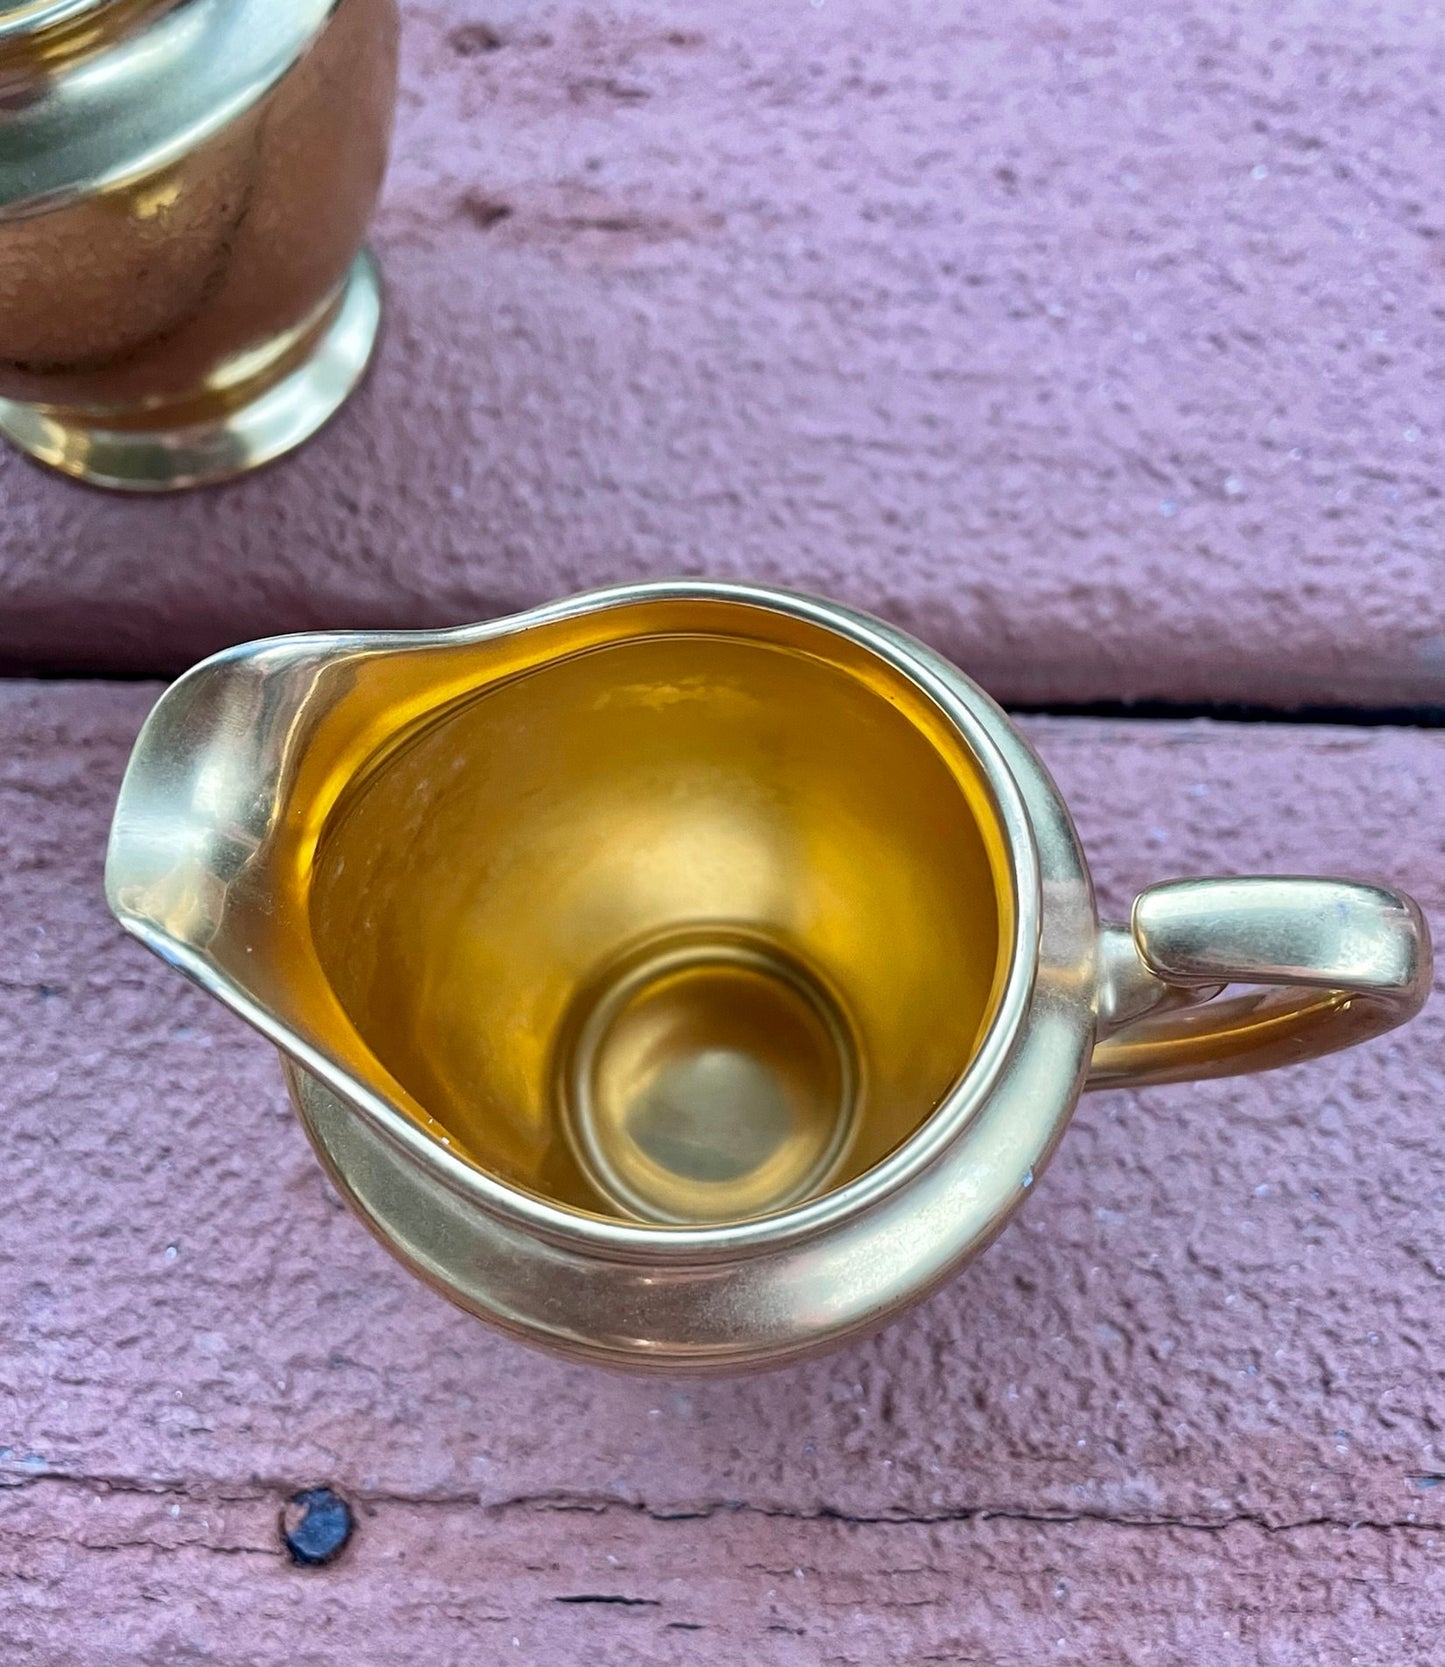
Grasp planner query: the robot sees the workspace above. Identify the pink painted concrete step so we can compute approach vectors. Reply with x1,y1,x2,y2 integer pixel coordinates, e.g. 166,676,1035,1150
2,0,1443,705
2,683,1443,1664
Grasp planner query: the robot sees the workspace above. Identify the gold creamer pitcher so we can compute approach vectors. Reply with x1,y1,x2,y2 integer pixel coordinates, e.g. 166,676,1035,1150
0,0,397,490
106,583,1432,1370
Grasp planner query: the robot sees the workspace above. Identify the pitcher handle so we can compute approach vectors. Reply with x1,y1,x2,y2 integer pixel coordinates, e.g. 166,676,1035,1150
1087,877,1431,1089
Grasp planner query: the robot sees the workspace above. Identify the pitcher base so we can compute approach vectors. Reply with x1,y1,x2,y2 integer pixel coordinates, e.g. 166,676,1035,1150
559,930,861,1225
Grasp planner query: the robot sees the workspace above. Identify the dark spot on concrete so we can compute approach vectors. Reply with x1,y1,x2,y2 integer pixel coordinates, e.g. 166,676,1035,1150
462,194,513,230
449,22,504,56
559,214,649,235
568,76,650,104
666,1621,706,1630
281,1487,354,1566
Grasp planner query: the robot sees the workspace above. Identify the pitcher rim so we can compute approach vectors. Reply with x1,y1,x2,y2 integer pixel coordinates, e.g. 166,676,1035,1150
108,579,1047,1262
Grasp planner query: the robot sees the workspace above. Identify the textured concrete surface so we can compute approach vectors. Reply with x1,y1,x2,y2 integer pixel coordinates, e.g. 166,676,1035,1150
2,683,1443,1665
3,0,1445,705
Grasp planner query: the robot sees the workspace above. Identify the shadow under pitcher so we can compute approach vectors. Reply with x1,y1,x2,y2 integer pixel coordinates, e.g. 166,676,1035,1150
106,583,1432,1369
0,0,397,491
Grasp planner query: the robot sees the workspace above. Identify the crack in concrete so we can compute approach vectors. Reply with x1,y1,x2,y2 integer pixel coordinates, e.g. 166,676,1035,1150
554,1594,662,1607
10,1531,272,1559
2,1469,1439,1541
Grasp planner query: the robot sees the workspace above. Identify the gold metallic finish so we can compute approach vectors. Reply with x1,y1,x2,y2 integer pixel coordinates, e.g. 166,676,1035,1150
0,250,382,490
105,583,1433,1370
561,929,862,1226
0,1,116,46
0,0,397,490
1087,876,1429,1086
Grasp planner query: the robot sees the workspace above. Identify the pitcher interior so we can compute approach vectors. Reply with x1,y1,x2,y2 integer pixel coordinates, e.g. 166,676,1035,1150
306,612,1015,1226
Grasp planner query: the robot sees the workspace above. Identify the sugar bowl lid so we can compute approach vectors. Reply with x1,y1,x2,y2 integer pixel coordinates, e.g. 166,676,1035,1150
0,0,333,218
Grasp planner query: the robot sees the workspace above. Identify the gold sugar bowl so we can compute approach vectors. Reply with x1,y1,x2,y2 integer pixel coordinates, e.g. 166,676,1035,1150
0,0,397,491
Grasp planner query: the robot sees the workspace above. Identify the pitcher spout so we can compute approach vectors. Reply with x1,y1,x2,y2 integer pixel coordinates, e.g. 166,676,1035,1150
107,637,331,972
104,612,546,1087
